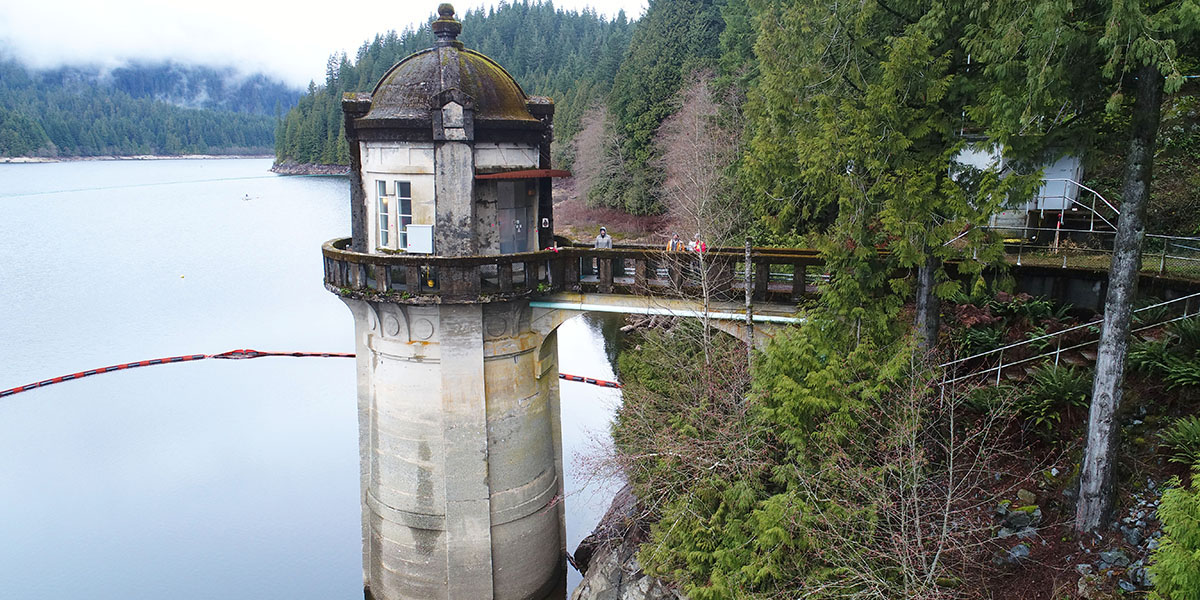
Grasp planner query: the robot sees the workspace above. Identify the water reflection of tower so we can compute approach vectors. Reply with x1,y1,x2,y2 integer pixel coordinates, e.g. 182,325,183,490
327,5,566,599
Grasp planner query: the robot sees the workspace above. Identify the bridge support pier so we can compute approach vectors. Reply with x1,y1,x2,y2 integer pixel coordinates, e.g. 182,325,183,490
342,297,565,600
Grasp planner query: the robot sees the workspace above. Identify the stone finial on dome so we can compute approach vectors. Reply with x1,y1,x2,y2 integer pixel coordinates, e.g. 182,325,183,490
432,4,463,48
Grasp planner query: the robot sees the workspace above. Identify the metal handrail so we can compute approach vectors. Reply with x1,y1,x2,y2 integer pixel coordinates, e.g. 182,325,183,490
943,308,1200,386
1042,178,1122,217
983,225,1200,245
940,291,1200,369
939,291,1200,382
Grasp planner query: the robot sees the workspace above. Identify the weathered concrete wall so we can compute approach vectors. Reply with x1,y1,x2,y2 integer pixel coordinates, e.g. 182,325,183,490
363,142,437,173
1017,274,1106,313
343,297,565,600
435,141,477,256
475,142,538,171
482,301,564,598
476,182,501,254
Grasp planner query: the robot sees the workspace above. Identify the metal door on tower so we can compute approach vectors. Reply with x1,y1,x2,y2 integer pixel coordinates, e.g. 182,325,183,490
497,180,535,254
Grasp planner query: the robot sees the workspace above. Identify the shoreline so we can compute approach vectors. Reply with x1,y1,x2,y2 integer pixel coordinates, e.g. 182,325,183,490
269,162,350,176
0,154,274,164
270,162,350,175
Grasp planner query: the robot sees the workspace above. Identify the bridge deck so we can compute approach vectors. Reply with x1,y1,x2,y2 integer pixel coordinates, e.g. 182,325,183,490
322,238,821,306
530,292,803,323
321,238,1200,312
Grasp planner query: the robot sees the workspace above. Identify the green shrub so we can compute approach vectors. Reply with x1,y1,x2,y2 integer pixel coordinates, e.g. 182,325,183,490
1129,319,1200,388
1164,355,1200,390
1026,325,1056,352
965,384,1014,414
1133,297,1171,326
1027,365,1092,409
1160,416,1200,466
1130,338,1174,374
1013,395,1064,432
955,326,1004,356
1167,317,1200,356
991,294,1070,321
1149,470,1200,600
1013,365,1091,435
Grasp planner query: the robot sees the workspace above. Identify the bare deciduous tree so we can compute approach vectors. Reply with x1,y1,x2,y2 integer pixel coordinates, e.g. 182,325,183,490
652,70,745,364
572,103,626,208
656,70,743,244
776,362,1048,598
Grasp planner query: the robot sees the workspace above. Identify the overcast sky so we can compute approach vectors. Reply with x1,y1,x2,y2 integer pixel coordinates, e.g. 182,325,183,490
0,0,646,87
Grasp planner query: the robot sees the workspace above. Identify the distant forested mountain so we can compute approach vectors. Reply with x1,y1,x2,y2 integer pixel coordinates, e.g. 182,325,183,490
273,1,634,166
0,58,300,157
103,62,300,116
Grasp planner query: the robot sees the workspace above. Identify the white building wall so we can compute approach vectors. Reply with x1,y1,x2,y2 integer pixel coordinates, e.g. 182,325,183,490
952,145,1084,213
1033,155,1084,211
474,142,538,170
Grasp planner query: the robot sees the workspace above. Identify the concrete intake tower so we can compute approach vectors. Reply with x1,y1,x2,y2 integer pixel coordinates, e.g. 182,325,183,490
326,5,566,598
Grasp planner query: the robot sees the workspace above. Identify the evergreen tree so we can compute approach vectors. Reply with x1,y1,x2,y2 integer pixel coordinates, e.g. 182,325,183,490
741,0,1035,349
596,0,725,214
968,0,1199,530
273,1,634,169
0,56,284,157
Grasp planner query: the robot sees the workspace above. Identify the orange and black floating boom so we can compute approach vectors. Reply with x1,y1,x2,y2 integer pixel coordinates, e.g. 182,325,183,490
558,372,621,388
2,350,620,398
1,353,209,398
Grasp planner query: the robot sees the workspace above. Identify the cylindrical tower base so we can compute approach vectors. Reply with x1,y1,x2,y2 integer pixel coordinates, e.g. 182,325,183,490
342,298,565,600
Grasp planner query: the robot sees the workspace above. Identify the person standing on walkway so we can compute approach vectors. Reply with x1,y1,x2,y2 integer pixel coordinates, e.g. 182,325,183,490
592,226,612,276
594,227,613,249
667,233,685,251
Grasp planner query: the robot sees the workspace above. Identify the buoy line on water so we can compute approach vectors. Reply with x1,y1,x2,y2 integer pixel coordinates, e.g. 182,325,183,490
1,349,621,398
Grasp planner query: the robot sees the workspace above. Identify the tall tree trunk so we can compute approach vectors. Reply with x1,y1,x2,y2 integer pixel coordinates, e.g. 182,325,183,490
915,249,940,351
1075,63,1164,532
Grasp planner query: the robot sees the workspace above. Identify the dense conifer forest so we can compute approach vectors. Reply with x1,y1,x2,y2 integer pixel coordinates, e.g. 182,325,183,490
227,1,1200,595
0,57,297,157
273,2,635,167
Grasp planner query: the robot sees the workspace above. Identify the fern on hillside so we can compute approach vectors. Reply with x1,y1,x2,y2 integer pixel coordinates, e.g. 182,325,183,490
1160,416,1200,466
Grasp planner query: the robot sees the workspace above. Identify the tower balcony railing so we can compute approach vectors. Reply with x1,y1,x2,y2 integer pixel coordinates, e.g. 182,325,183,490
322,238,824,304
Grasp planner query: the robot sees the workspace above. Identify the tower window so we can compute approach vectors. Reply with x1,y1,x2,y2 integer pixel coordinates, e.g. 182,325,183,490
395,181,412,249
377,180,390,248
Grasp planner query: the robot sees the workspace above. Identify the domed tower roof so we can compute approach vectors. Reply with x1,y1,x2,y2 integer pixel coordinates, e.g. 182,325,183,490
350,4,544,134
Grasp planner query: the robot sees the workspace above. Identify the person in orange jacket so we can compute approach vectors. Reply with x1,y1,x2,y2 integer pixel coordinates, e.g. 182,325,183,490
667,233,685,251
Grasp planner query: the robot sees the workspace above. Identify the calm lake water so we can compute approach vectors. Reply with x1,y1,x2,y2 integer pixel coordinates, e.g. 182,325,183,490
0,158,621,598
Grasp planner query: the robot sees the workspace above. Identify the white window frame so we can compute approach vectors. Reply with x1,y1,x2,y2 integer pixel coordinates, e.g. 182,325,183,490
395,180,413,249
376,180,390,248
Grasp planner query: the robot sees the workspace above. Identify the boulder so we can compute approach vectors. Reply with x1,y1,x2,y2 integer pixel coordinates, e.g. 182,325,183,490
1098,549,1130,568
1017,489,1037,504
1002,505,1042,530
993,543,1031,565
572,484,685,600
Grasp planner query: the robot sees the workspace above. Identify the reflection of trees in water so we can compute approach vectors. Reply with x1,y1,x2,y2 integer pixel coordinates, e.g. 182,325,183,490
585,313,627,375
